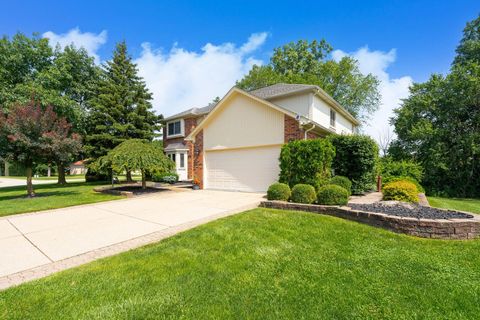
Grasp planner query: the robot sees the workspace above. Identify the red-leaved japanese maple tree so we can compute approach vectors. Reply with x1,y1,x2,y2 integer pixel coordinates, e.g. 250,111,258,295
0,102,81,197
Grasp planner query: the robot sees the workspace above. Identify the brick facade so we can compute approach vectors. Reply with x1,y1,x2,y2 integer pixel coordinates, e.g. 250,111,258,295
284,115,320,143
192,130,204,188
163,117,198,180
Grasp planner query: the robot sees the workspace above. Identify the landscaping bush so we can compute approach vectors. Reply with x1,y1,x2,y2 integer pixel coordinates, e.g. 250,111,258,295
317,184,349,205
383,180,419,203
329,176,352,195
152,172,179,184
328,135,379,194
279,139,335,189
290,184,317,204
267,182,291,201
85,168,110,182
378,158,423,182
383,176,425,193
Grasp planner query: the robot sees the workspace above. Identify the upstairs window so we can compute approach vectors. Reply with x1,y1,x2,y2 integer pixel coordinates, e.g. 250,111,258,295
167,120,182,137
330,109,336,128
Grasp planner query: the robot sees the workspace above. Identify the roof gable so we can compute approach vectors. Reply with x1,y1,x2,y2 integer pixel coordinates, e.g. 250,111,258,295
185,87,301,141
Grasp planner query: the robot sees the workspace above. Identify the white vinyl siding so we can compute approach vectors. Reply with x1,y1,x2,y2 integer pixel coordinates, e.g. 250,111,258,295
205,146,281,192
203,94,284,150
268,93,311,118
312,95,353,134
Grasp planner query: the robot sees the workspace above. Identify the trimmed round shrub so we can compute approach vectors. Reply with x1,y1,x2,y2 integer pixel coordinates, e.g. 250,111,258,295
329,176,352,195
383,176,424,193
317,184,349,205
290,184,317,204
267,182,291,201
383,180,419,203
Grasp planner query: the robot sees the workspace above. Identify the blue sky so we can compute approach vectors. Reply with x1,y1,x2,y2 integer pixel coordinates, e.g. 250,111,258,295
1,0,478,137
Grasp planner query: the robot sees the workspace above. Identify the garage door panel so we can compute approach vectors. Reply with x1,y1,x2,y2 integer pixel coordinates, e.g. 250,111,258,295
205,146,281,192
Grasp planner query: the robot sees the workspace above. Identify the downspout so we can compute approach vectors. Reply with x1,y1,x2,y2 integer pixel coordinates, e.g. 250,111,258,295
303,122,315,140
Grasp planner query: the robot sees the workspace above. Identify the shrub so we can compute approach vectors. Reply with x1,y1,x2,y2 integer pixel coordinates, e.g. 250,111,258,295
85,167,110,182
290,184,317,204
329,176,352,195
328,135,379,194
383,180,419,203
267,183,291,201
152,172,179,184
383,176,425,193
378,158,423,182
279,139,335,189
317,184,349,205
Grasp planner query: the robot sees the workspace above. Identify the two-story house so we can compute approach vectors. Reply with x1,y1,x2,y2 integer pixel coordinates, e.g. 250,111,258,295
163,83,359,192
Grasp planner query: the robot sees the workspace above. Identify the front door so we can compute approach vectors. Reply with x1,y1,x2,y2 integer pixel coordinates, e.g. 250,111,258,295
167,151,188,181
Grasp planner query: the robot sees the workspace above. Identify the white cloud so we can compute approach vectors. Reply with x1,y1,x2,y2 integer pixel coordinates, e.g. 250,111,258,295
135,32,268,117
43,27,107,63
333,47,413,142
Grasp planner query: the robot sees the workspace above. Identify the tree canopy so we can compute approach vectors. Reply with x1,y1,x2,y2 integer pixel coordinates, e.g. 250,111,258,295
390,15,480,197
237,39,380,123
0,103,81,196
105,139,174,189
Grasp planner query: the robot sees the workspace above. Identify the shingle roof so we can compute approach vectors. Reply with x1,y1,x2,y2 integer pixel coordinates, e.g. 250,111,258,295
248,83,318,100
164,103,217,121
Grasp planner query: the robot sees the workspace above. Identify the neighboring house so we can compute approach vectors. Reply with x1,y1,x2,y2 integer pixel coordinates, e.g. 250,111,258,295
69,160,87,175
163,83,359,192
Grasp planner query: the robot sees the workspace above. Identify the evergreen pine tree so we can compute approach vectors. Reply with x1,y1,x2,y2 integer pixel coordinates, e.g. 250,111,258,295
85,41,161,168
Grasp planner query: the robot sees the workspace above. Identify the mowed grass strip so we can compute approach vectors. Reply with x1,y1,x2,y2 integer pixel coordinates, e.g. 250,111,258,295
428,196,480,214
1,208,480,319
0,182,123,217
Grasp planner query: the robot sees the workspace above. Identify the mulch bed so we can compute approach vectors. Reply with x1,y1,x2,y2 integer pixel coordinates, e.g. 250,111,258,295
349,203,474,220
112,186,164,195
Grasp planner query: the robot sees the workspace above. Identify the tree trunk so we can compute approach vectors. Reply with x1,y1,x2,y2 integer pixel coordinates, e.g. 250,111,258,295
141,169,146,189
126,169,133,183
57,163,67,185
47,164,51,177
26,165,35,197
5,161,9,176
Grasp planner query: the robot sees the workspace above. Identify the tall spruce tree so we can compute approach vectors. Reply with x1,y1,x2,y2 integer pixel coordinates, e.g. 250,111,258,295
85,41,161,181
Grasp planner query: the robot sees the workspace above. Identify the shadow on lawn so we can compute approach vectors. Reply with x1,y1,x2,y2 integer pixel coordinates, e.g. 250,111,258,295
0,191,79,201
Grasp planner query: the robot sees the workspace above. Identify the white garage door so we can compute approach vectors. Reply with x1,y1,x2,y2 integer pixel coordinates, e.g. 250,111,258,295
205,145,281,192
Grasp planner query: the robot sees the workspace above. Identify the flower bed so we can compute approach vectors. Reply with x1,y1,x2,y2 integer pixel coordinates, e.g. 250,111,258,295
260,200,480,240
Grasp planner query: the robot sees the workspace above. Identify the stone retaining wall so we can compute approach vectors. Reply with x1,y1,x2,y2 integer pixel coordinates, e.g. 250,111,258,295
260,201,480,240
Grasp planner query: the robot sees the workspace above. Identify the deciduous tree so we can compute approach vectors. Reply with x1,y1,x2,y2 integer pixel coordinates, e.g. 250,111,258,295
237,39,380,123
0,103,81,196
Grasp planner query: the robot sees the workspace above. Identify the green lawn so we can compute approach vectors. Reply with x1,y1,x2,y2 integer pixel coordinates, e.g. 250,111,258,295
2,175,86,181
2,208,480,319
428,197,480,214
0,182,123,217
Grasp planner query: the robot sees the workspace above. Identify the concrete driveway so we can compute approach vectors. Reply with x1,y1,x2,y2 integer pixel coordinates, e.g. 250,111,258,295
0,189,263,289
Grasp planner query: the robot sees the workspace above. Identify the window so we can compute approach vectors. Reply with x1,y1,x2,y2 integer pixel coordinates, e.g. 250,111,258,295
167,120,182,136
330,109,336,128
180,153,185,168
171,153,176,163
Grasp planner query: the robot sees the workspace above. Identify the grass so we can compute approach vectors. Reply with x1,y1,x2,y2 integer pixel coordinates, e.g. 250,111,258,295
2,175,86,181
428,197,480,214
1,208,480,319
0,182,123,217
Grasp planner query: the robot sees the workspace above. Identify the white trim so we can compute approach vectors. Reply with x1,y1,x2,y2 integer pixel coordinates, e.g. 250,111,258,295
166,119,185,138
